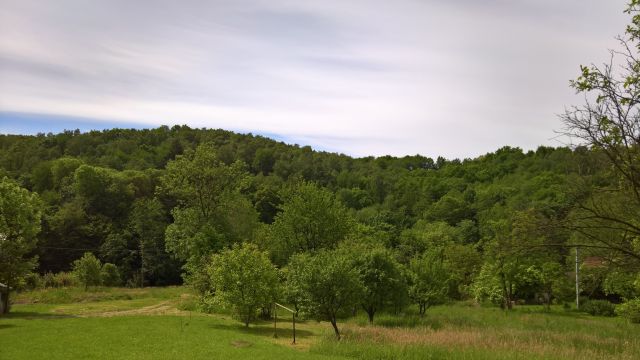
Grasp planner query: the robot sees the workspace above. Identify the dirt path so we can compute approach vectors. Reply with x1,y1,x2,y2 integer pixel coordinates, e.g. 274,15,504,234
81,300,187,317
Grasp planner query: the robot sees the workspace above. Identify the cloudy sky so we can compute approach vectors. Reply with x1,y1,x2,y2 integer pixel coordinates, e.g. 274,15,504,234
0,0,628,158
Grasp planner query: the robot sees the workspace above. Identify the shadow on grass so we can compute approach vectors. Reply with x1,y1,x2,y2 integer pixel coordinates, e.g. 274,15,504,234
4,311,76,320
208,322,314,339
0,323,17,329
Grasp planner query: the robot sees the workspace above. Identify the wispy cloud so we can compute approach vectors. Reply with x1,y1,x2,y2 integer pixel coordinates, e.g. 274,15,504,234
0,0,628,158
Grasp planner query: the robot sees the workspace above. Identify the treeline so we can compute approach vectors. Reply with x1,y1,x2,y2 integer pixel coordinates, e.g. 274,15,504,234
0,126,624,297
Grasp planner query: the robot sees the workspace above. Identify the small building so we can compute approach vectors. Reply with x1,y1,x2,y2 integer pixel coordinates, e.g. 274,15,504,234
0,282,8,315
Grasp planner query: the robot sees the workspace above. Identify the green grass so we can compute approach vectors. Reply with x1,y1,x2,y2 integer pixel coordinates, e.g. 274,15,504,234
0,313,342,360
2,288,640,359
312,303,640,360
12,286,186,305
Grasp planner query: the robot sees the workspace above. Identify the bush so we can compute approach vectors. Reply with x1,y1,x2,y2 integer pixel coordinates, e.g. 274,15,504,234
72,253,102,290
616,298,640,323
21,273,42,290
42,272,56,288
41,272,77,288
53,272,77,288
101,263,121,287
582,299,616,317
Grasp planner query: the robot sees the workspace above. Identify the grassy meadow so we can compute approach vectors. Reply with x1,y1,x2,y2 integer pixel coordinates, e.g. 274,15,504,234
1,287,638,360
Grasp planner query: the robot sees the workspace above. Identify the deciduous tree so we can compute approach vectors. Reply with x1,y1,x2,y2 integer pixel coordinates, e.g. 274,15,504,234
297,249,364,339
208,243,279,327
0,177,42,314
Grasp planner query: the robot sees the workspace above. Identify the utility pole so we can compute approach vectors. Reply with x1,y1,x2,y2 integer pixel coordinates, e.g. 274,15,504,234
140,240,145,288
575,246,580,310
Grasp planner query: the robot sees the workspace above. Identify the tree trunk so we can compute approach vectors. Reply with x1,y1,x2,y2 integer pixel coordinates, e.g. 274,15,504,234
500,273,512,310
543,292,551,311
330,317,340,340
419,303,426,316
363,305,375,324
0,292,8,315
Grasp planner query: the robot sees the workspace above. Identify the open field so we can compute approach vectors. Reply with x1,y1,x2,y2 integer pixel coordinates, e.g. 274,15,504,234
1,287,639,360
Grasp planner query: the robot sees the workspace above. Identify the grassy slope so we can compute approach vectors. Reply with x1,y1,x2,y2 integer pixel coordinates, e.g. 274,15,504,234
2,288,639,360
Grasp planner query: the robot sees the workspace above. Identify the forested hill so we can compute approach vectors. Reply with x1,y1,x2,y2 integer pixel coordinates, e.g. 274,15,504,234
0,126,612,294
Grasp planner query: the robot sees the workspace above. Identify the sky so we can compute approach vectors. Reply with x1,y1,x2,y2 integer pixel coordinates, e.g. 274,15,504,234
0,0,629,158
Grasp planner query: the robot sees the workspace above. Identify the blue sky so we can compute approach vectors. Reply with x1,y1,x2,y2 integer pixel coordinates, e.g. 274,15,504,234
0,0,628,158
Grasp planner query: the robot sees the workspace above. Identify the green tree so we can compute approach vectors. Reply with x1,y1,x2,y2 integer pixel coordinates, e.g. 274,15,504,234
534,262,573,310
161,143,249,221
0,177,42,314
162,143,256,285
408,250,450,316
560,2,640,264
297,249,364,339
207,243,279,327
474,210,553,309
266,182,354,265
129,198,180,286
351,245,408,323
282,253,309,316
72,252,103,290
476,218,525,309
101,263,121,287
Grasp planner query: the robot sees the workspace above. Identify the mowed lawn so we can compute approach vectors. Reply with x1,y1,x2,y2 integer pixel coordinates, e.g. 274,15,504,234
0,313,338,360
1,287,640,360
0,287,339,360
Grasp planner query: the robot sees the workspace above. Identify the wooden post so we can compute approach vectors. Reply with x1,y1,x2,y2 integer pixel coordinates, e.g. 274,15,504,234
292,313,296,345
273,303,278,338
274,302,295,344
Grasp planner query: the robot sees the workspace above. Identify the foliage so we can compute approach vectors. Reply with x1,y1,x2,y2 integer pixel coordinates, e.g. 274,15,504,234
296,249,365,339
41,272,78,288
581,299,616,317
207,243,279,327
560,1,640,266
349,245,408,323
162,143,257,277
72,252,103,290
265,182,354,266
616,298,640,323
603,270,639,300
408,250,450,315
0,177,42,313
128,198,181,286
101,263,121,287
282,253,309,315
472,262,507,306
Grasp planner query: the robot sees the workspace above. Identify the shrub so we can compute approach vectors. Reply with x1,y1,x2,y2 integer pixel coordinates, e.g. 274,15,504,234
616,298,640,323
53,272,77,288
21,273,42,290
582,299,616,317
42,272,77,288
72,252,102,290
42,272,56,288
101,263,121,287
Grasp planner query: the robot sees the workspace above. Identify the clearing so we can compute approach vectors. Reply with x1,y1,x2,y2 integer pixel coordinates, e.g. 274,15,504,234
1,287,638,359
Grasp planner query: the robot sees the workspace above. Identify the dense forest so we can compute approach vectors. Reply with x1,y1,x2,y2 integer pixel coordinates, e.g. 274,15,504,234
0,125,635,307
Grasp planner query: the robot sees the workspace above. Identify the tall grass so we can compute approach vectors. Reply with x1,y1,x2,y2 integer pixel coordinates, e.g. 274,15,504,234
311,303,640,360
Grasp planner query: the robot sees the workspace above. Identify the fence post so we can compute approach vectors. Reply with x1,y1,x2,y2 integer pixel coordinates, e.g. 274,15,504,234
273,303,278,338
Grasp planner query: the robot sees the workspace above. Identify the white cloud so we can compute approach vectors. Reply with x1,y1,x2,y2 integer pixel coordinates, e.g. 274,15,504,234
0,0,629,158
